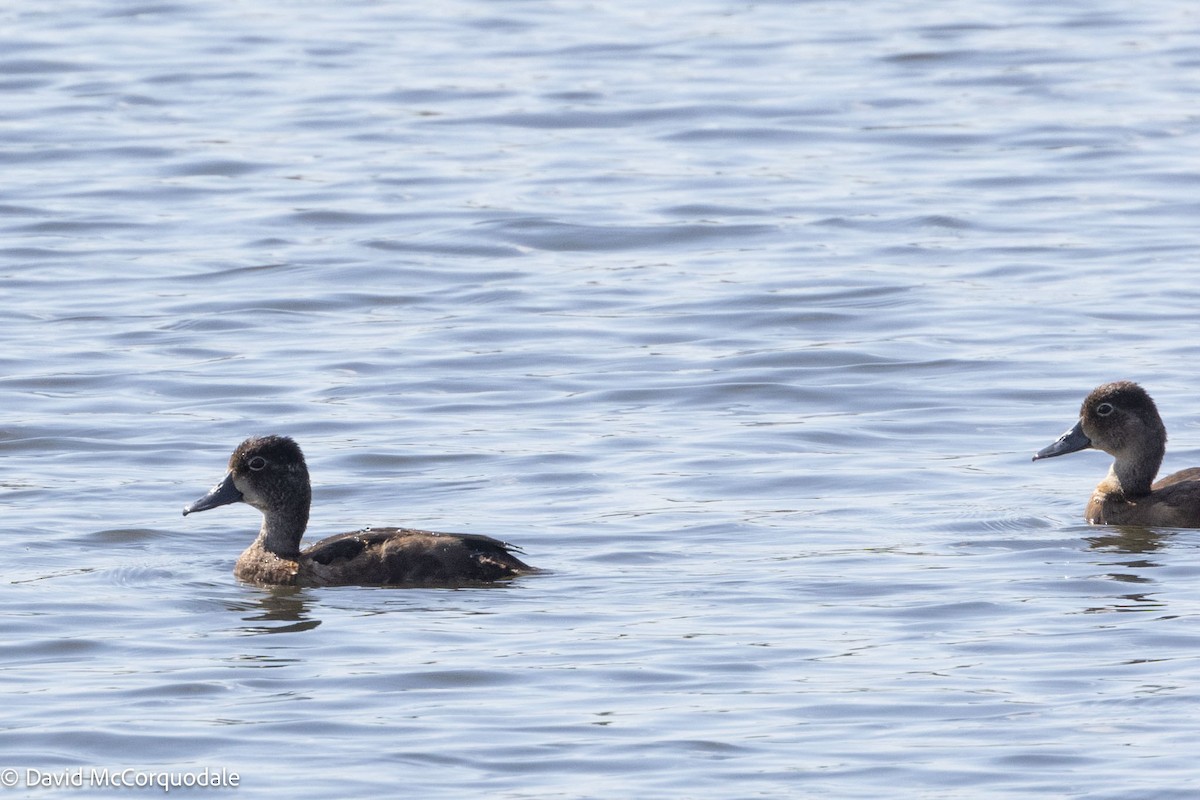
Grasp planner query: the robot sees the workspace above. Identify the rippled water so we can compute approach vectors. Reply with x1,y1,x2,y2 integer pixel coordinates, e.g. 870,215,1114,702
3,0,1200,797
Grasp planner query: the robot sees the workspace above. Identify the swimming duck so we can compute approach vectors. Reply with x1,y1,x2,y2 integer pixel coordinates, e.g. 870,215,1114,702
1033,381,1200,527
182,435,537,587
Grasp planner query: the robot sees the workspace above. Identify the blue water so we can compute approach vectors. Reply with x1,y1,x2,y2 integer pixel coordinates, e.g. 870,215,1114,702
3,0,1200,797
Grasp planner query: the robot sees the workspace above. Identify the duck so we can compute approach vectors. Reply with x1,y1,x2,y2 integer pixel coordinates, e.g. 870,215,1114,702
182,435,537,587
1033,381,1200,527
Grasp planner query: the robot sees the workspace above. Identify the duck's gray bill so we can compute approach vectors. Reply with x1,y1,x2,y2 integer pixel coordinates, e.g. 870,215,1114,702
183,472,243,516
1032,420,1091,462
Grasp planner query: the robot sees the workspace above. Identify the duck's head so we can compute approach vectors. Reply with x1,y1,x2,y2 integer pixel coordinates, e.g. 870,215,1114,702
183,435,312,519
1033,381,1165,462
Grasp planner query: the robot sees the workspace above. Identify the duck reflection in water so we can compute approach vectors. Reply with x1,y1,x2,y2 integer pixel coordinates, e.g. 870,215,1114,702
231,588,322,635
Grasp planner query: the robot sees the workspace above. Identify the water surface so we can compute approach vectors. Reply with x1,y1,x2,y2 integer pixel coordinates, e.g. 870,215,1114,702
3,1,1200,797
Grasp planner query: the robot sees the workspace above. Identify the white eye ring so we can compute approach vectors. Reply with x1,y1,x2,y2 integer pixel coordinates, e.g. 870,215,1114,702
1096,402,1114,417
248,456,268,471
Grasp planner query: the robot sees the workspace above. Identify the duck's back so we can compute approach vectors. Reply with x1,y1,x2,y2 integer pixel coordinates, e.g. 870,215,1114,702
299,528,535,587
1152,467,1200,490
1146,470,1200,527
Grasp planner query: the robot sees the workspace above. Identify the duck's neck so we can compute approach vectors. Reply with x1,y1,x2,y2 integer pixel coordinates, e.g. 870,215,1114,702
1105,440,1164,498
256,505,309,558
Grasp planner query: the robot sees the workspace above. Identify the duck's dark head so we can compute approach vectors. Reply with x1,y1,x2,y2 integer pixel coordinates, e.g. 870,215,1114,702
183,435,312,521
1033,381,1165,462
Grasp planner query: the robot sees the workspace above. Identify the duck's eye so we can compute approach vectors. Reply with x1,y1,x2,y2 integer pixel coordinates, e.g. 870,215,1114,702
247,456,268,471
1096,402,1114,417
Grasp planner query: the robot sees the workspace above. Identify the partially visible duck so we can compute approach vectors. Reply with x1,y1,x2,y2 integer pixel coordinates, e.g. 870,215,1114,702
1033,381,1200,527
183,435,537,587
